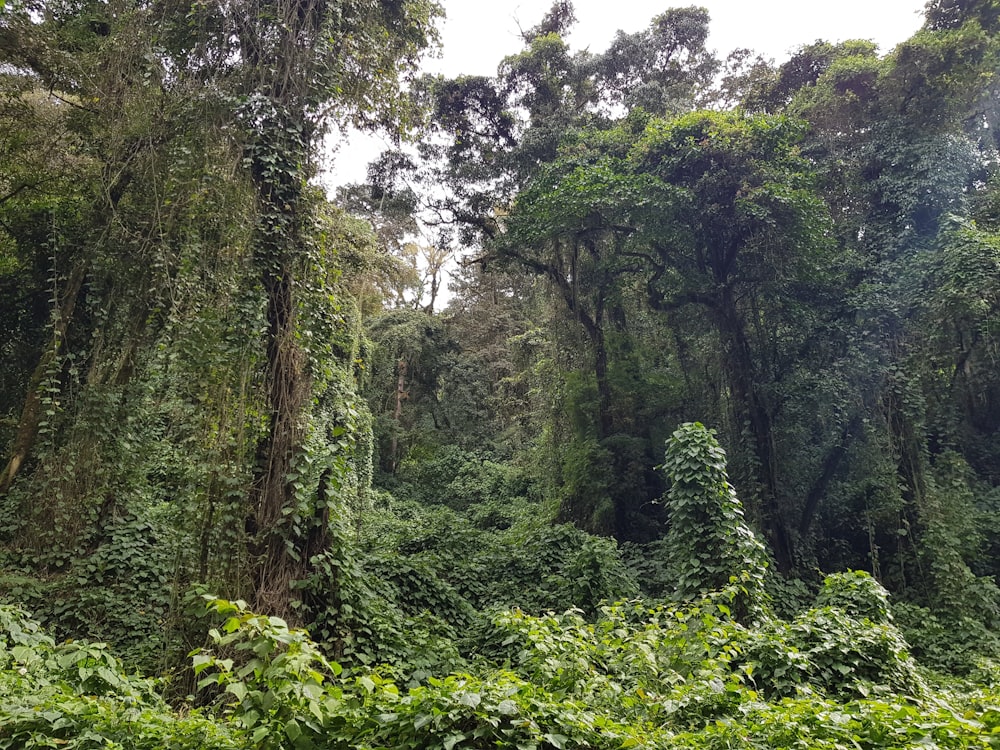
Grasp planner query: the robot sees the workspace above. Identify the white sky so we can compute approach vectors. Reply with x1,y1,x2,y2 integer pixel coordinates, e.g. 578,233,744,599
323,0,927,186
428,0,927,77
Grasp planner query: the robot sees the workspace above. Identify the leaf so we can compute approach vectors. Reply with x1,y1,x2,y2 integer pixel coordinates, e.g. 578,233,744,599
191,652,213,674
96,666,118,686
226,682,248,702
459,692,482,708
497,699,518,716
414,713,434,730
252,726,270,744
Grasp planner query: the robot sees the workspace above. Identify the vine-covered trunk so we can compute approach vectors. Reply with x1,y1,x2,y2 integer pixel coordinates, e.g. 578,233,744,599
249,264,315,618
593,325,613,440
714,292,792,569
389,357,408,472
0,261,86,495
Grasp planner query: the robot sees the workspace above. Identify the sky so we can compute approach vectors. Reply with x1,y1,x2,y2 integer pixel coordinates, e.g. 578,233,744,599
427,0,928,78
323,0,927,187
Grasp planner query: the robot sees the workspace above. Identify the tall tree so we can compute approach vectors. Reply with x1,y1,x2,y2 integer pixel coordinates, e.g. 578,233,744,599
0,0,441,624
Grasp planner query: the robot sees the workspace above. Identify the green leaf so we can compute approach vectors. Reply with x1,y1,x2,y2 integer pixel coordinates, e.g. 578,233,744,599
459,692,481,708
414,713,434,730
226,682,248,702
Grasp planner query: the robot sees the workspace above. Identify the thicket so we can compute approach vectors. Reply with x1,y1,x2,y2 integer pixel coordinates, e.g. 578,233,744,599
4,0,1000,747
5,425,1000,748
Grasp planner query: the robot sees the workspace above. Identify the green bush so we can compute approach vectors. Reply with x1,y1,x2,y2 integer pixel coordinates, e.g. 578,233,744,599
0,604,240,749
815,570,893,624
0,514,174,672
742,606,921,700
659,422,770,621
893,600,1000,674
6,597,1000,750
394,445,533,511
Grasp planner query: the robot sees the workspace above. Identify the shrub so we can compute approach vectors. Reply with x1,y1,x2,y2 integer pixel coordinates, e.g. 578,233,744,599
815,570,893,624
0,604,240,749
741,575,922,700
660,422,770,620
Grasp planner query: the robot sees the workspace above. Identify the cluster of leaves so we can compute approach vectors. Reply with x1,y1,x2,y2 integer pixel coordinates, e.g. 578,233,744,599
389,445,535,512
302,483,637,678
657,423,770,618
0,513,176,673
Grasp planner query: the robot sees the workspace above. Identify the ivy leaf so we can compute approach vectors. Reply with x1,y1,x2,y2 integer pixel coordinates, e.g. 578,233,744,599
458,692,482,708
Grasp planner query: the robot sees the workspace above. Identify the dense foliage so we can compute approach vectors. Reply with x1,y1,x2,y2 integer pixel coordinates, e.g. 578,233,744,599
3,0,1000,746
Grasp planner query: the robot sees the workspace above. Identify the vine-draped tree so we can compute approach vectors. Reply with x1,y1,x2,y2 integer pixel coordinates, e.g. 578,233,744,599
203,0,440,616
0,0,441,634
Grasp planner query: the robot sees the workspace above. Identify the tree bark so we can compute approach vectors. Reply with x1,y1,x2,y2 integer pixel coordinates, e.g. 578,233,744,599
249,260,313,620
798,413,863,537
389,357,408,472
592,324,613,439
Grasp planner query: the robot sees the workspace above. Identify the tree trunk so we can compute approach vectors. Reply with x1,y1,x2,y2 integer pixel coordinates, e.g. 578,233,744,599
798,413,863,537
389,357,408,472
593,325,613,440
249,261,313,620
715,291,792,569
0,261,86,496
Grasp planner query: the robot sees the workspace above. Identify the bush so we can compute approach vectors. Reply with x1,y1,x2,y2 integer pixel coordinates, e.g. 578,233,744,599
893,600,1000,674
6,597,1000,750
0,604,240,749
394,446,533,511
815,570,893,624
659,422,770,621
742,605,921,700
0,514,174,673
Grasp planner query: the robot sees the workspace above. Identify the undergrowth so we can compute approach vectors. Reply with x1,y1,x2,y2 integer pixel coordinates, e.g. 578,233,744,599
4,588,1000,749
3,424,1000,748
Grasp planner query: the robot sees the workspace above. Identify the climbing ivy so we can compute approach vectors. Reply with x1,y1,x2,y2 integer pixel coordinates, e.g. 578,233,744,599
660,422,770,620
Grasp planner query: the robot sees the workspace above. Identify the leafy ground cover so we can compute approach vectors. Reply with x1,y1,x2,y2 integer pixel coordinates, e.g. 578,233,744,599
4,586,1000,749
4,427,1000,749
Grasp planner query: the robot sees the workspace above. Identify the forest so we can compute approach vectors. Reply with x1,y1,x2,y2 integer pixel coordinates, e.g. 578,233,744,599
2,0,1000,746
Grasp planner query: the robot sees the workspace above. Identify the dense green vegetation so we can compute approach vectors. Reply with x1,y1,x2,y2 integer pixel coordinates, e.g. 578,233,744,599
3,0,1000,746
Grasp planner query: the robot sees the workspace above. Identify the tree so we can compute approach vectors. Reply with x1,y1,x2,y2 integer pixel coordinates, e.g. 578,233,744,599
413,4,719,538
498,109,838,557
746,5,1000,604
631,111,837,565
0,0,441,624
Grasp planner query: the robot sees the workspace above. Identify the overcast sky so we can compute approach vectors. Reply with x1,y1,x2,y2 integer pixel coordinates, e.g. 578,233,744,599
323,0,927,187
429,0,927,77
